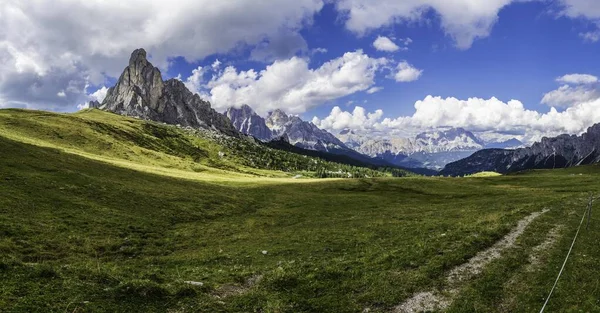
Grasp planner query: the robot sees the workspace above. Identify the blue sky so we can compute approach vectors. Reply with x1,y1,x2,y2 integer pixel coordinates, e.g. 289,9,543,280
168,1,599,119
2,0,600,142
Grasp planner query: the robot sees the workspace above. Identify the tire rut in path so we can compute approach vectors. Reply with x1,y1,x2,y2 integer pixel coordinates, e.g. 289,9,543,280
393,209,549,313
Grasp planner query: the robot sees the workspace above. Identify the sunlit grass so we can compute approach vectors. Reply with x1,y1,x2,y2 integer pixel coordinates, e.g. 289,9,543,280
465,171,502,178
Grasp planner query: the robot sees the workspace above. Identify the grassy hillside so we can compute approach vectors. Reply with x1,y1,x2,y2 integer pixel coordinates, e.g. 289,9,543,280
0,109,411,181
0,109,599,312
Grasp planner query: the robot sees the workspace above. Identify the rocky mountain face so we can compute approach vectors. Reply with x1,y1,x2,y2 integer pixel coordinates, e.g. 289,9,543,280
337,128,496,170
88,100,101,109
226,105,273,141
227,106,348,152
266,110,348,151
440,123,600,176
224,106,403,168
99,49,238,136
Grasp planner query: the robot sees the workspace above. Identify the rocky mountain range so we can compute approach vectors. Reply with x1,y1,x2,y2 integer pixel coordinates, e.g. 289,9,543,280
225,105,418,170
337,128,522,170
97,49,238,136
440,123,600,176
227,105,348,152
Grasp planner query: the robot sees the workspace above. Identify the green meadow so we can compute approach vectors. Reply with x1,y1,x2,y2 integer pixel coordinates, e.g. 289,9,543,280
0,109,598,312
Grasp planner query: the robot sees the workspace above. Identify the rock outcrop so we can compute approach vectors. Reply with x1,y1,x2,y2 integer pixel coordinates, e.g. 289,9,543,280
227,106,349,152
88,100,101,109
440,124,600,176
266,109,347,151
99,49,238,136
225,105,274,141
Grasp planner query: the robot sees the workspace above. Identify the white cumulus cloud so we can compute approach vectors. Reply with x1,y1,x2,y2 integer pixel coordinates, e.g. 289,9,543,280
0,0,324,110
312,106,384,131
188,50,387,115
337,1,600,48
90,86,109,103
336,0,516,49
76,86,109,110
542,73,600,108
183,66,208,95
314,96,600,144
373,36,400,52
556,73,598,85
541,85,600,108
394,61,423,82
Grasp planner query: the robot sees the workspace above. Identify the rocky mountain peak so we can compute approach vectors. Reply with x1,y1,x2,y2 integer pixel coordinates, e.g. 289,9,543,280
99,48,238,137
226,105,273,141
586,123,600,136
129,48,148,65
266,109,290,129
88,100,101,109
269,109,287,117
238,104,255,115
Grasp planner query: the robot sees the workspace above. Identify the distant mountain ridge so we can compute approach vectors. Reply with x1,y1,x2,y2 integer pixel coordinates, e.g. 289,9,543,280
339,127,484,155
440,123,600,176
336,127,521,170
98,48,238,136
225,105,429,171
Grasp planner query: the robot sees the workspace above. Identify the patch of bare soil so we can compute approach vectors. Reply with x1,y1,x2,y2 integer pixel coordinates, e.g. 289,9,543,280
393,291,452,313
527,225,564,270
212,274,263,299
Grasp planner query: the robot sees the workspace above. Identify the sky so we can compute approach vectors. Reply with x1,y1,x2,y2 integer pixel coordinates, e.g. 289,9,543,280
2,0,600,143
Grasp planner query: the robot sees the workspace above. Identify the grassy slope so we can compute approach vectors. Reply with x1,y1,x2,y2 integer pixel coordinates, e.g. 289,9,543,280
465,171,502,178
0,110,599,312
0,108,290,183
0,109,410,182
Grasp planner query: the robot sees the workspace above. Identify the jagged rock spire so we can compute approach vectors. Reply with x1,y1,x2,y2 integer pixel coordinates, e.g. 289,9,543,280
129,48,147,65
99,49,238,137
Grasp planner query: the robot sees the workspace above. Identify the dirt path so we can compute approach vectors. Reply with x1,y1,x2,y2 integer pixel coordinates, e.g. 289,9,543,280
393,209,549,313
527,225,564,271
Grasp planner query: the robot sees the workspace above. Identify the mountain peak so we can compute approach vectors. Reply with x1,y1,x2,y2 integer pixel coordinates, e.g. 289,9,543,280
239,104,255,115
266,109,290,130
226,105,273,141
129,48,148,65
99,48,238,136
415,127,484,147
268,109,288,118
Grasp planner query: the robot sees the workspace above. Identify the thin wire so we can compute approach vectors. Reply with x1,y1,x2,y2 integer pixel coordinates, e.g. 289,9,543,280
539,202,589,313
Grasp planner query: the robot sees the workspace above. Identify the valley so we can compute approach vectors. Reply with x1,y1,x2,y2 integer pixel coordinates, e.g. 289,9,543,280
1,108,599,312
